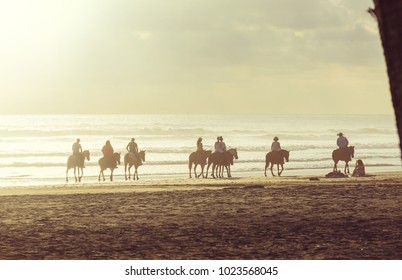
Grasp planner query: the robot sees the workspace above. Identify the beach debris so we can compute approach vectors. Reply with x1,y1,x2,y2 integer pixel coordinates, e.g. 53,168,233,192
243,184,265,189
325,171,348,178
309,177,320,181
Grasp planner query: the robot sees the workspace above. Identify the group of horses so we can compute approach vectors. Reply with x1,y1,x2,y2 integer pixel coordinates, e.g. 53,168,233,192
66,150,146,183
66,145,355,183
189,145,355,179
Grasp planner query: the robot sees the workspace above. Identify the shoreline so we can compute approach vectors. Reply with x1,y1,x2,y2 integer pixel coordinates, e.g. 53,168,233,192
1,165,401,190
0,171,401,259
0,170,401,197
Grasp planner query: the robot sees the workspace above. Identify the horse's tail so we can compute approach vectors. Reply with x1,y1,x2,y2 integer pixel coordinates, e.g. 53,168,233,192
188,154,193,170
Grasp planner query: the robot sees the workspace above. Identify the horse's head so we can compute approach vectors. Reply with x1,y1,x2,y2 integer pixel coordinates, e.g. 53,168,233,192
114,152,121,165
83,150,90,161
139,150,146,162
349,146,355,158
282,150,290,162
229,148,238,160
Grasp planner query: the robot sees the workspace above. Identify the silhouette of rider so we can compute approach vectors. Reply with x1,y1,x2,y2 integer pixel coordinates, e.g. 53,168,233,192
102,140,114,165
197,137,203,153
72,138,82,156
214,136,226,165
214,136,226,153
126,138,142,165
337,132,349,149
271,136,281,152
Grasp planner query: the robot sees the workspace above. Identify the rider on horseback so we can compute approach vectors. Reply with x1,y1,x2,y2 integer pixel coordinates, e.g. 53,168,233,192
214,136,226,153
337,132,349,149
72,138,82,155
102,140,115,166
72,138,84,167
126,138,142,165
197,137,204,153
271,136,281,152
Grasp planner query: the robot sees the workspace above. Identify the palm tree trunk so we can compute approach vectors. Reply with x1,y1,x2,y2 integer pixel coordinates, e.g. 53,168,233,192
371,0,402,159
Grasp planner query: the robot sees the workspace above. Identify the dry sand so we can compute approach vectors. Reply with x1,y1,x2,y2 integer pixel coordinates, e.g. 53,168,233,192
0,173,401,260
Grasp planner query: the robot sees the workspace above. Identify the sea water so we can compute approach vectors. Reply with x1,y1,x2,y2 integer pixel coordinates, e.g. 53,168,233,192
0,114,400,187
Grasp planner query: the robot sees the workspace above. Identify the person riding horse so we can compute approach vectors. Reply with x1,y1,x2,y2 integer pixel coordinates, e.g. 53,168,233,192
214,136,227,165
126,138,142,166
102,140,115,166
71,138,85,167
336,132,351,156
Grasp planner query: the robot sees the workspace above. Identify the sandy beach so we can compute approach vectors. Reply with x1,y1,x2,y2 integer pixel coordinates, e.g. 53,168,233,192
0,172,401,260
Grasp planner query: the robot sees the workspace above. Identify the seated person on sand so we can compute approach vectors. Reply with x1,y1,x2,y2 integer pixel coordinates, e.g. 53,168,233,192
352,159,365,177
271,136,281,153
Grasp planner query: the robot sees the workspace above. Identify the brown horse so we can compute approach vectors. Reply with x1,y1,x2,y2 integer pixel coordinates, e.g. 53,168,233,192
264,150,290,177
206,148,238,178
124,150,146,180
188,150,212,178
332,146,355,174
98,152,121,181
66,150,90,182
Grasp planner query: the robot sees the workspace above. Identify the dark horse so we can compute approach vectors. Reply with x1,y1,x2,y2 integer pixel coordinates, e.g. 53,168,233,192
124,150,146,180
66,150,90,182
332,146,355,174
188,150,212,178
264,150,290,177
206,148,238,178
98,152,121,181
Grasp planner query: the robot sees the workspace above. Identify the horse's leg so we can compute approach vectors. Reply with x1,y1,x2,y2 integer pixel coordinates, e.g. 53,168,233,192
270,163,275,176
125,163,128,180
227,165,231,178
79,167,83,182
74,167,78,183
333,161,338,172
98,169,102,181
66,168,69,183
201,164,205,178
206,162,211,178
189,161,193,178
211,163,216,179
194,163,198,178
345,161,349,174
278,164,283,176
110,169,114,181
264,162,268,177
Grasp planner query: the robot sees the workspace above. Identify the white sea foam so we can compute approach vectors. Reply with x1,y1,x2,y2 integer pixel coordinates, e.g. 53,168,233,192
0,114,400,186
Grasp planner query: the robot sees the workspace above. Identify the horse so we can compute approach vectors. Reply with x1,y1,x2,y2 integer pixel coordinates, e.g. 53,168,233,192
206,148,238,178
98,152,121,181
66,150,90,183
332,146,355,174
124,150,146,180
188,150,212,178
264,150,290,177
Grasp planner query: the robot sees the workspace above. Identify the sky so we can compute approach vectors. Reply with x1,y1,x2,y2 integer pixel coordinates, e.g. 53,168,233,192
0,0,393,115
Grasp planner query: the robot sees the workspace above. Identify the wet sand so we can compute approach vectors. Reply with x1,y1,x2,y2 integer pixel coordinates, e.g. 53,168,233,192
0,173,401,259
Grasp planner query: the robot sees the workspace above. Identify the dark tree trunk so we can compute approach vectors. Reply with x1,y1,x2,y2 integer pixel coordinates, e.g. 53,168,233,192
371,0,402,159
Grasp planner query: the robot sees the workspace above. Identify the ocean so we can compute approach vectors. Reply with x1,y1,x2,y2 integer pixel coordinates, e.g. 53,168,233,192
0,114,400,187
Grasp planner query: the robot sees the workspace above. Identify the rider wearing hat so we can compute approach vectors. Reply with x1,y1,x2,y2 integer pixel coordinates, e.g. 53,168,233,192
271,136,282,152
336,132,349,149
